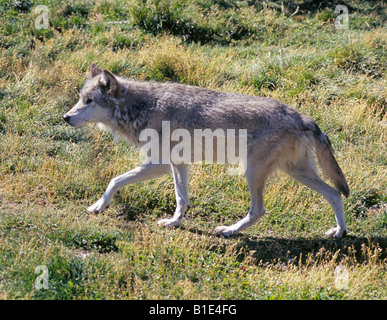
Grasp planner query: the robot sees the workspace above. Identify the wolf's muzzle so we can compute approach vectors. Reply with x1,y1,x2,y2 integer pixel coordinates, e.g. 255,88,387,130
62,114,71,124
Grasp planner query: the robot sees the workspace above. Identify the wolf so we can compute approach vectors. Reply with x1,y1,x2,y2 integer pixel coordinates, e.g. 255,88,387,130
63,64,349,238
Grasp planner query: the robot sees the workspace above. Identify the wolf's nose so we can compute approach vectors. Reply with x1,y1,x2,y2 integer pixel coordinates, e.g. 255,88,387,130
63,114,70,123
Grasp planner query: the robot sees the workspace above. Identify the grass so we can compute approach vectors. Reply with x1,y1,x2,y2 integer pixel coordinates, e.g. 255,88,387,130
0,0,386,300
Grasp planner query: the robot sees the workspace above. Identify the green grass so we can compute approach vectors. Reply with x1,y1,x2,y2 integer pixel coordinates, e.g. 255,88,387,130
0,0,386,300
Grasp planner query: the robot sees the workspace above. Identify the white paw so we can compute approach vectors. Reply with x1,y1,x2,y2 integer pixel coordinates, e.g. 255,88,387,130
214,226,238,237
87,198,109,214
325,227,347,239
157,218,182,228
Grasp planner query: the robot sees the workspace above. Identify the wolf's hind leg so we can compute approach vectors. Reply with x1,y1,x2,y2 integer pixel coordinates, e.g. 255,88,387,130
87,163,171,213
158,164,190,228
286,161,347,239
215,162,269,236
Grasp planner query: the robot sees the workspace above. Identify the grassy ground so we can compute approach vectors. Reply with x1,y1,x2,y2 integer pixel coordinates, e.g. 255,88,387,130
0,0,386,299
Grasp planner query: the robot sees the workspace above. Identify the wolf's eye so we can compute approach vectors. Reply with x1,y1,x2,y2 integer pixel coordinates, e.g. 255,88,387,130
86,98,93,104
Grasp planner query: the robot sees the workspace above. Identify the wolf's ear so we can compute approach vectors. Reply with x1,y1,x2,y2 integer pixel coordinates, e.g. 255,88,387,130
99,70,120,97
90,63,102,78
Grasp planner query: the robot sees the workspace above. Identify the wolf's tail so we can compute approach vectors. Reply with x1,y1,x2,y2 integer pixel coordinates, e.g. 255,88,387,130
311,124,349,198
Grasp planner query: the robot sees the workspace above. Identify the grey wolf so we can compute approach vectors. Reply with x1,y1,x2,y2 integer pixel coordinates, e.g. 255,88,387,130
63,64,349,238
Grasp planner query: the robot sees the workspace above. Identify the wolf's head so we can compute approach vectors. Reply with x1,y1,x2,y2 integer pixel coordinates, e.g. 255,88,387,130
63,64,120,128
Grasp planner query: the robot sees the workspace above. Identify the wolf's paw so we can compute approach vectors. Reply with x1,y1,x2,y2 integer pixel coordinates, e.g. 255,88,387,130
325,227,347,239
87,198,109,214
157,218,182,228
214,226,239,237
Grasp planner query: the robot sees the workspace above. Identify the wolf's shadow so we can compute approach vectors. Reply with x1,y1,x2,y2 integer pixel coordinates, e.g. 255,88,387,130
180,225,386,265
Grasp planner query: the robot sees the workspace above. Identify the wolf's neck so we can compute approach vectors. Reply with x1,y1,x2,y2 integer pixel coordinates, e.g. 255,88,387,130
97,79,157,147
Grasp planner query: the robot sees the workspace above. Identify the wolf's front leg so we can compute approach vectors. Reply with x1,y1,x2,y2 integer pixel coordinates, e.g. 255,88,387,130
87,163,171,213
87,196,111,214
158,164,190,227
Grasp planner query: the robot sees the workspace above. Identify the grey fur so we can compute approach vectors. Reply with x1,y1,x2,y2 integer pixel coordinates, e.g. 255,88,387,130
63,64,349,238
